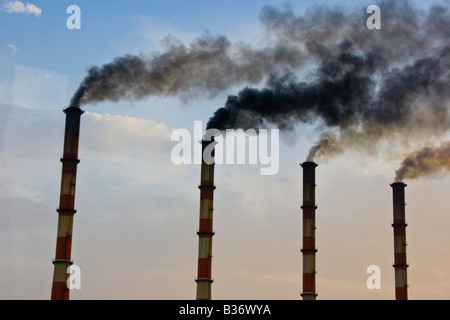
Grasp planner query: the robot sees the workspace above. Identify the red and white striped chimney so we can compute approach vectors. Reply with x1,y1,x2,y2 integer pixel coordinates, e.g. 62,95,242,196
196,139,216,300
51,106,84,300
300,162,318,300
391,182,408,300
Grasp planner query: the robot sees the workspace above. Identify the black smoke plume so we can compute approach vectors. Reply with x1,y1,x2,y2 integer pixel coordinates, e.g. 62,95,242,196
69,0,449,179
206,0,450,172
69,34,305,108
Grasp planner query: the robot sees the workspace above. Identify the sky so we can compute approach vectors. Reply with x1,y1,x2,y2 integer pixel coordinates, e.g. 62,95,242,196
0,0,449,300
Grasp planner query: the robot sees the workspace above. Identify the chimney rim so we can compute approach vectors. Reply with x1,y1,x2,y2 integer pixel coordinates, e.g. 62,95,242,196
300,161,318,168
390,182,407,188
63,106,85,115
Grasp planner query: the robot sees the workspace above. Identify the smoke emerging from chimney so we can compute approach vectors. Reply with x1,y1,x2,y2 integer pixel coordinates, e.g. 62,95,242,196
69,34,306,108
395,141,450,181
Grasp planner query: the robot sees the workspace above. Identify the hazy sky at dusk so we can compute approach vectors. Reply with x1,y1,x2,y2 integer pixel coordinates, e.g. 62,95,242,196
1,0,449,300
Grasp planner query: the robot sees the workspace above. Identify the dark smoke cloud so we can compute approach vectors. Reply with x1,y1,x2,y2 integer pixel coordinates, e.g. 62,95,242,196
395,141,450,181
307,45,450,161
259,0,442,62
69,0,450,180
207,44,449,135
206,0,450,172
69,34,305,108
207,41,376,131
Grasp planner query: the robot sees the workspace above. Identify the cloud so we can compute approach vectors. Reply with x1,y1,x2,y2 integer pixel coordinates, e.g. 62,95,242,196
2,1,42,16
6,44,17,56
82,112,174,161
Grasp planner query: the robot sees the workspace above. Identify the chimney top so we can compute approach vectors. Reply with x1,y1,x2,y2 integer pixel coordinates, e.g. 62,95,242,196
391,182,407,188
63,106,85,115
300,161,318,168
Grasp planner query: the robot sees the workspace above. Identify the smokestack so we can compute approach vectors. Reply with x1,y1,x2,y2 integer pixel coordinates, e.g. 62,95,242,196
196,139,216,300
300,162,318,300
391,182,408,300
51,106,84,300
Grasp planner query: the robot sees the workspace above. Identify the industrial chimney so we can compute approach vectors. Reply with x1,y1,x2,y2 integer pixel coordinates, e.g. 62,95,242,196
196,139,216,300
391,182,408,300
51,106,84,300
300,162,318,300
